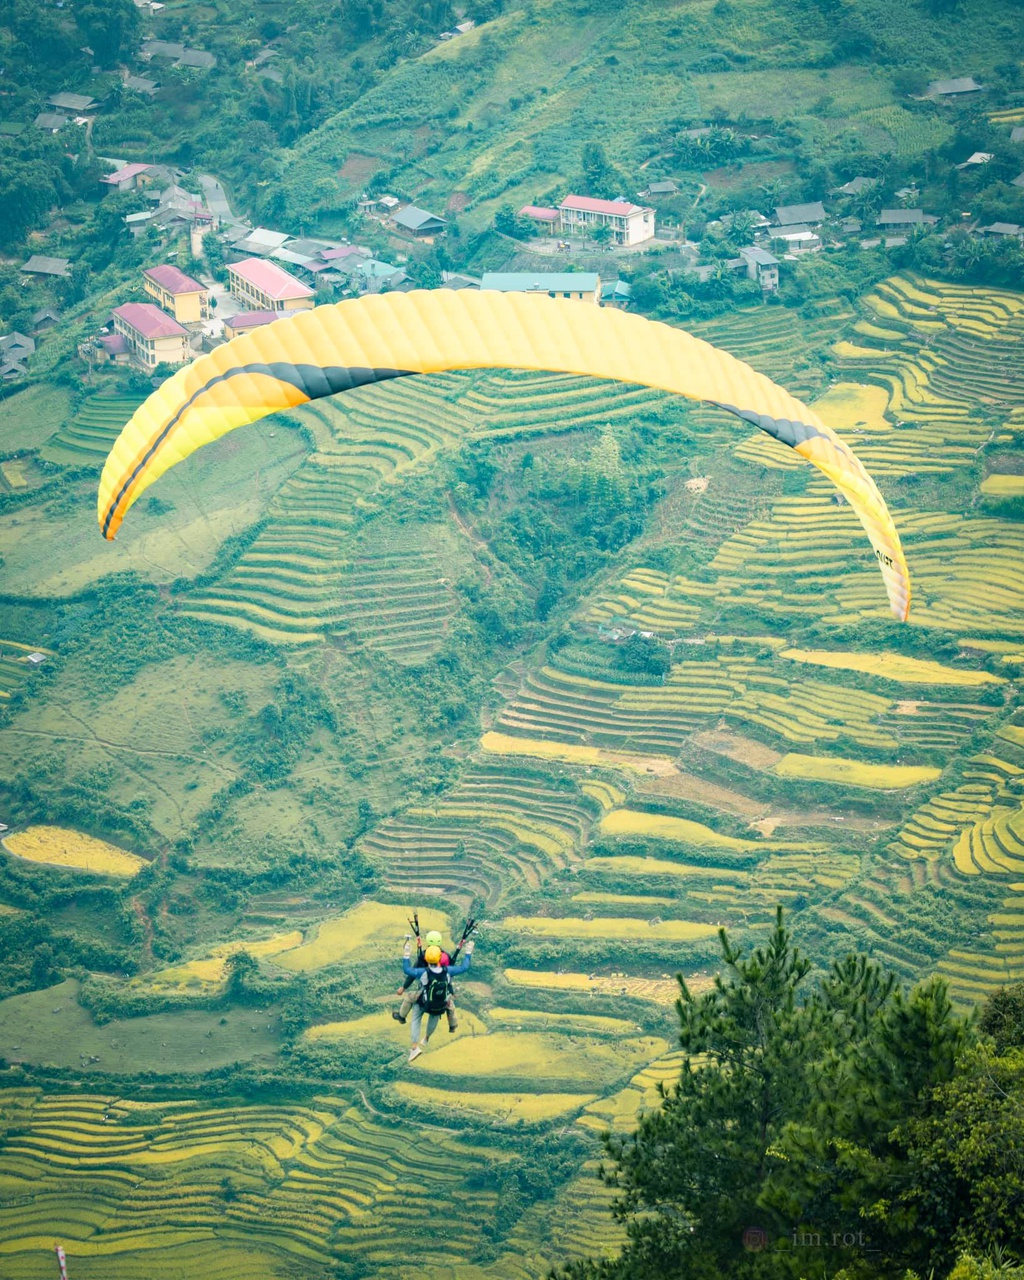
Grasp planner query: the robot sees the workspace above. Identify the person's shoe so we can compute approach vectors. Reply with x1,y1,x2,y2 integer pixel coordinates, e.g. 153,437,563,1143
408,1043,424,1062
391,1010,406,1024
448,1020,458,1033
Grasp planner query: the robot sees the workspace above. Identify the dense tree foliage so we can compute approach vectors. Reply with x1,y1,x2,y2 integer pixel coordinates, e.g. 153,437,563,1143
557,916,1024,1280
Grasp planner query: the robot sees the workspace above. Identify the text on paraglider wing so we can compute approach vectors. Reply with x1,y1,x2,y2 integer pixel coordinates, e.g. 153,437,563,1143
874,548,895,569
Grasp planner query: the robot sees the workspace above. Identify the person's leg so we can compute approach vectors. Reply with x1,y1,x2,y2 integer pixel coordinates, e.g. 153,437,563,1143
393,988,415,1022
446,996,458,1032
409,1003,423,1046
423,1013,440,1042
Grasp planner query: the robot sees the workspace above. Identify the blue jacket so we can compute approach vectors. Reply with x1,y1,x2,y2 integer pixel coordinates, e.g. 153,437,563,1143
403,954,471,979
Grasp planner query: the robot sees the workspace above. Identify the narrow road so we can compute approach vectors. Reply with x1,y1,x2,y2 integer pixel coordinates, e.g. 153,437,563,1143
198,174,239,225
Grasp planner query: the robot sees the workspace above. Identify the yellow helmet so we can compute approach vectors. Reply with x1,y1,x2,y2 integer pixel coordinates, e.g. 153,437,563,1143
424,945,442,966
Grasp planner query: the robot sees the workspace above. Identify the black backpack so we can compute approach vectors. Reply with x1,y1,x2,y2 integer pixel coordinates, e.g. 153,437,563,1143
420,967,451,1015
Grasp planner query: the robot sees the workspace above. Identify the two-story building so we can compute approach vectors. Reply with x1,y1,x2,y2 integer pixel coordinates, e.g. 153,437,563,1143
739,246,780,292
558,195,655,246
142,264,209,324
112,303,191,368
480,272,601,304
226,258,315,312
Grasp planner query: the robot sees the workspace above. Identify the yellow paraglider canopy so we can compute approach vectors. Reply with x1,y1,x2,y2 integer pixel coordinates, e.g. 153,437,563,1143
97,290,910,620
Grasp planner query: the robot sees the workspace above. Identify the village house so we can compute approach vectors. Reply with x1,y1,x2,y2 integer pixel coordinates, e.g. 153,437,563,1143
95,333,130,365
21,255,70,279
112,302,191,368
978,222,1024,241
143,264,209,324
125,75,159,96
770,228,822,253
481,272,602,303
927,77,983,96
232,227,291,256
31,309,61,332
223,311,280,340
876,209,938,228
34,113,67,133
101,162,151,192
835,176,876,196
774,201,827,227
739,246,780,292
48,92,96,113
955,151,993,170
601,279,632,308
1,332,35,362
639,180,679,198
227,258,315,312
391,206,447,237
353,259,407,294
518,205,561,236
558,195,655,246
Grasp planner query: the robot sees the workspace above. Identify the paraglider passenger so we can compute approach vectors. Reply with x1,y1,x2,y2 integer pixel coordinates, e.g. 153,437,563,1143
401,940,473,1062
394,930,457,1030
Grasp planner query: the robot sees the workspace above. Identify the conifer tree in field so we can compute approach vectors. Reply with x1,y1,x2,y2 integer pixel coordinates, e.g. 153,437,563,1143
555,911,1024,1280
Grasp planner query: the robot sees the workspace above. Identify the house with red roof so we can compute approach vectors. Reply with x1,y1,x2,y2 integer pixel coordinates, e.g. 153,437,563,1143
558,194,655,245
226,257,315,313
222,311,281,340
518,205,560,236
143,263,209,324
112,303,191,368
101,163,151,192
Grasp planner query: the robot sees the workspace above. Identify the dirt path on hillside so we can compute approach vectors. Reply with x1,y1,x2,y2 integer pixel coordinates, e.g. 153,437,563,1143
447,494,493,584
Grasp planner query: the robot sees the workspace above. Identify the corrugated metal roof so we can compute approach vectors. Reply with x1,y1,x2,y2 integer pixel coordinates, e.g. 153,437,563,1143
481,273,601,293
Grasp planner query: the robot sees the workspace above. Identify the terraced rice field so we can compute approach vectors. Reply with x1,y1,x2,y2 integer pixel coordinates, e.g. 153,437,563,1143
181,369,683,647
497,652,914,753
41,394,144,466
2,826,145,876
0,1088,581,1278
362,765,602,903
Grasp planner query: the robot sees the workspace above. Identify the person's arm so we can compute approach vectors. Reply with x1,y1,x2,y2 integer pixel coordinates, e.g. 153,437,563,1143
403,958,427,977
446,952,472,977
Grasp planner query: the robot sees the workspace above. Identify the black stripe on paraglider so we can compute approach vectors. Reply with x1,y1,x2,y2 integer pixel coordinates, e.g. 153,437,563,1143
101,362,415,537
712,403,830,450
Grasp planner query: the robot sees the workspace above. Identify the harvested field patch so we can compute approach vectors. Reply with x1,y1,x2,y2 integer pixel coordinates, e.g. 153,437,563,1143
501,914,720,941
415,1030,667,1082
272,902,449,971
636,770,766,819
775,754,941,789
584,855,747,881
981,474,1024,498
780,648,1003,686
503,969,683,1003
393,1082,597,1120
691,729,782,770
481,731,678,775
600,809,820,850
3,826,145,877
304,1010,487,1043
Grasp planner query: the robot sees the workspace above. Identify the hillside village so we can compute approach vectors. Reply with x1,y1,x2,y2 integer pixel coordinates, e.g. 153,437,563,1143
4,0,1024,384
4,2,1024,1279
